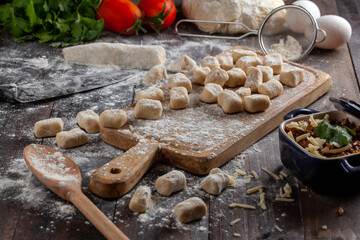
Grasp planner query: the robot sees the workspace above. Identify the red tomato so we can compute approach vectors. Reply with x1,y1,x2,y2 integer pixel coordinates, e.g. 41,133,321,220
138,0,177,31
97,0,146,35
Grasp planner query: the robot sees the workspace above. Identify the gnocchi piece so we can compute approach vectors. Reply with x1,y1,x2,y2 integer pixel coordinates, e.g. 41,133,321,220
169,73,192,93
201,56,220,70
156,170,186,196
216,52,233,70
244,66,263,93
255,65,273,82
204,67,229,87
280,69,304,87
243,94,271,113
170,87,189,110
136,87,164,101
200,83,223,104
192,66,211,85
129,186,152,213
258,79,283,99
34,118,64,138
231,49,257,63
264,53,283,74
56,128,88,149
217,89,243,114
235,87,251,99
143,65,168,86
201,168,230,195
225,68,247,88
169,55,197,74
134,99,163,120
99,109,127,129
174,197,207,223
76,110,100,133
235,55,263,72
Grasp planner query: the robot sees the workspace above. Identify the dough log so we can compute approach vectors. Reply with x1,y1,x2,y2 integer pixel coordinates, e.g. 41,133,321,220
174,197,207,223
56,128,88,149
201,168,230,195
156,170,186,196
34,118,64,138
129,186,152,213
76,110,100,133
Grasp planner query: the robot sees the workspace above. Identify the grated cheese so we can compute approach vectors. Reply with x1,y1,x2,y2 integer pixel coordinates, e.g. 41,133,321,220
233,233,241,237
275,225,284,232
247,185,263,194
296,133,310,142
235,169,247,176
279,170,288,178
245,175,253,184
275,197,295,202
261,168,280,181
229,218,241,226
251,170,259,180
259,192,267,210
229,203,256,210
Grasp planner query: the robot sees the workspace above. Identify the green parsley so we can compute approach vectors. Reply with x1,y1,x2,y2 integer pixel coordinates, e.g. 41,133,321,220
0,0,104,47
314,119,355,147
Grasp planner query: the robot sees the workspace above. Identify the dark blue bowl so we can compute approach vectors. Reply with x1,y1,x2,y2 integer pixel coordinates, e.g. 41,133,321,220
279,109,360,194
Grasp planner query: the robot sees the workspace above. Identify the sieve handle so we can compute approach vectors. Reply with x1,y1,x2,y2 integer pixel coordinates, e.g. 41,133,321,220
316,28,327,43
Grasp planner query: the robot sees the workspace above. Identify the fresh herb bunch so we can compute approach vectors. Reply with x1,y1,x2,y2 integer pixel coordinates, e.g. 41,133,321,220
314,119,356,147
0,0,104,47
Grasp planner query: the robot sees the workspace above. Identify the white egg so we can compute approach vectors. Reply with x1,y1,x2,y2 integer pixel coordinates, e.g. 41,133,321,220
286,0,321,33
305,15,352,49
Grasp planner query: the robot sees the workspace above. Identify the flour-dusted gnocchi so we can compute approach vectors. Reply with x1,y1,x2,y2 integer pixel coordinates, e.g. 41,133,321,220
76,110,100,133
204,67,229,87
235,87,251,99
201,168,230,195
143,65,168,86
244,66,263,93
258,79,283,99
264,53,283,74
136,87,164,101
235,55,263,72
243,94,271,113
169,73,192,93
231,49,257,63
169,55,197,74
174,197,207,223
34,118,64,138
255,65,273,82
217,89,243,114
129,186,152,213
201,56,220,69
134,99,163,120
56,128,88,149
156,170,186,196
170,87,189,110
280,69,304,87
192,66,211,85
225,68,246,88
200,83,224,104
99,109,127,129
216,52,233,70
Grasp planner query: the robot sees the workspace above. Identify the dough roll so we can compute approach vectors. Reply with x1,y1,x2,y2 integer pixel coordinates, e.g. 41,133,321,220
156,170,186,196
174,197,207,223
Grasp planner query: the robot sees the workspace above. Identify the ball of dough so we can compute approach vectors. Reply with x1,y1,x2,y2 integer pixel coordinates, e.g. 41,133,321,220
201,168,230,195
217,89,243,114
235,87,251,99
255,65,273,82
201,56,220,70
169,55,197,74
244,66,263,93
216,52,233,70
200,83,224,104
225,67,246,88
235,56,263,73
156,170,186,196
280,69,304,87
169,73,192,93
264,53,283,74
136,87,164,101
76,110,100,133
56,128,88,149
193,66,211,85
204,67,229,87
231,49,257,63
99,109,127,129
174,197,207,223
134,99,163,120
243,94,271,113
143,65,168,86
129,186,152,213
258,79,283,99
170,87,189,110
34,118,64,138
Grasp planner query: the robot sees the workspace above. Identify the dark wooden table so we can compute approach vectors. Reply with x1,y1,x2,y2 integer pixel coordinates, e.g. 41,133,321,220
1,0,360,239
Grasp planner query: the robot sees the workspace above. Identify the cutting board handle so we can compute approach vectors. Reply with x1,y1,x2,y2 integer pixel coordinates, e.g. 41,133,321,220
90,140,160,198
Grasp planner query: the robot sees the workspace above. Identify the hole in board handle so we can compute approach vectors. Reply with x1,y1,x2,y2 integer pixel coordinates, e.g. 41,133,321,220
110,168,121,174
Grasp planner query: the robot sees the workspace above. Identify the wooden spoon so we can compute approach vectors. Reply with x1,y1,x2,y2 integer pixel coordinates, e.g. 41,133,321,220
23,144,129,240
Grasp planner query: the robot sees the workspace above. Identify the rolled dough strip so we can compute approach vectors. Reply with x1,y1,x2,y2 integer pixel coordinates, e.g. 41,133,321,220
62,43,167,69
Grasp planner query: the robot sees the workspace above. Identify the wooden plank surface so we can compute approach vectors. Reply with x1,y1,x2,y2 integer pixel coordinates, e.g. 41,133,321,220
0,0,360,239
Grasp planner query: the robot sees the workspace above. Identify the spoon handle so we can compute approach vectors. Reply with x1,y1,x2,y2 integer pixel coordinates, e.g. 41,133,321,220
71,189,129,240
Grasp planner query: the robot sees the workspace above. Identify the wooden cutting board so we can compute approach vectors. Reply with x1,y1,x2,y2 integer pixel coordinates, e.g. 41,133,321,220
90,46,332,198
